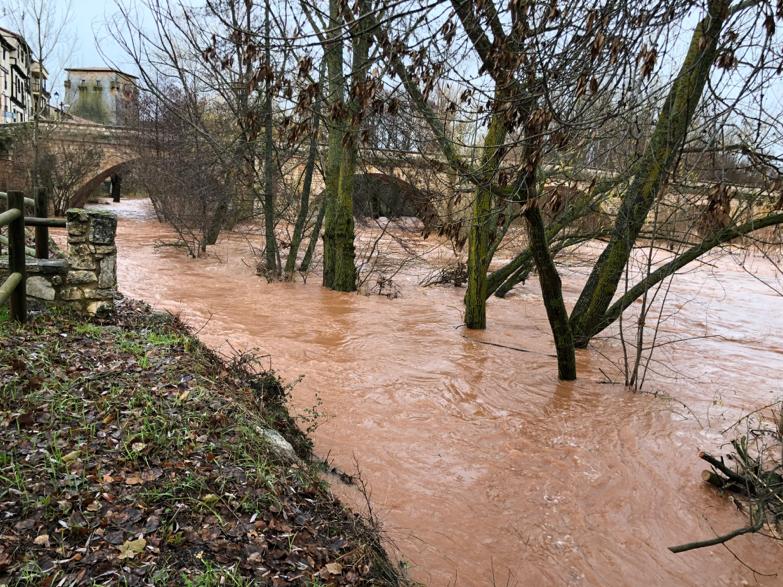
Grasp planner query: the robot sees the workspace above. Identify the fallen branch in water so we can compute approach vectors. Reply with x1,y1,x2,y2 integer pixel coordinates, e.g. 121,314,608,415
461,335,557,357
699,450,748,488
669,506,764,553
670,403,783,556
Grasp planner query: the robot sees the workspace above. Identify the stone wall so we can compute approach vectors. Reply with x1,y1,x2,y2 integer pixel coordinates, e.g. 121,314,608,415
1,208,118,314
62,209,118,314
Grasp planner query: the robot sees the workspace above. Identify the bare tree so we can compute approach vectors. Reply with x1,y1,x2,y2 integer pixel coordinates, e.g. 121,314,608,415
111,0,299,272
37,142,105,215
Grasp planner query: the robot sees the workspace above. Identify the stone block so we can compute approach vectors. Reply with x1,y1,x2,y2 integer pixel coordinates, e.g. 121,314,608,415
66,270,98,285
68,243,98,270
98,255,117,289
66,209,89,237
69,256,97,271
93,288,116,300
68,243,92,258
61,287,85,301
26,276,56,301
91,245,117,256
88,211,117,245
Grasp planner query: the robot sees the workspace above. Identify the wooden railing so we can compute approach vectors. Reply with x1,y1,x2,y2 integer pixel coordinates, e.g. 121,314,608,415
0,189,67,323
0,192,27,322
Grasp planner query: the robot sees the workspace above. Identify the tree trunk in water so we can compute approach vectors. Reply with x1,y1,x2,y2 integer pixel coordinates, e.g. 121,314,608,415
463,107,507,329
321,0,345,289
111,174,122,203
463,182,493,328
300,198,326,273
569,0,729,347
331,149,358,291
524,203,576,380
322,0,371,292
262,0,279,278
205,196,229,246
285,61,324,279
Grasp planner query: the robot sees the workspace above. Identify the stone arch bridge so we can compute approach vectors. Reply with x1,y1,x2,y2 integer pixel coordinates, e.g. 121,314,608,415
30,123,455,213
37,121,143,207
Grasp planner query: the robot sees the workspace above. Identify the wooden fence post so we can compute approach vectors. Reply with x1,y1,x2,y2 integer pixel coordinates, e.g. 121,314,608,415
35,187,48,259
8,191,26,323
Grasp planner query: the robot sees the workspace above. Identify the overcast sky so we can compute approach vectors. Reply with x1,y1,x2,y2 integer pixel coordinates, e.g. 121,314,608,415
0,0,138,99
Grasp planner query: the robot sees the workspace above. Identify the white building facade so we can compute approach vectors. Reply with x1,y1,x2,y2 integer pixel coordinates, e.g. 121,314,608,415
0,26,32,123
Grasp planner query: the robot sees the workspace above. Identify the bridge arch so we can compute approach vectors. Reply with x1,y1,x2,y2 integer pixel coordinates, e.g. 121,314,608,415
352,173,440,229
72,156,139,208
33,122,143,208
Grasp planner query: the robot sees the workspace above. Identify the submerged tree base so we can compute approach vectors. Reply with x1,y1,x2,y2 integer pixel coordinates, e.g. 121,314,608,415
0,299,406,585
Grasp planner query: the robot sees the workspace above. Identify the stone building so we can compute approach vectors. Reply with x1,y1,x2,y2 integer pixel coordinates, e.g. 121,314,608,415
0,26,32,123
64,68,138,126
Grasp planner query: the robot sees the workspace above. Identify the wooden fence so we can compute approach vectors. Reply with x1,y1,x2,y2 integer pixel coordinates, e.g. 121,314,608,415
0,189,66,323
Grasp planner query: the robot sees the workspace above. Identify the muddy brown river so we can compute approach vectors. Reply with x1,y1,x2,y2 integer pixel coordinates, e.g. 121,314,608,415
108,198,783,585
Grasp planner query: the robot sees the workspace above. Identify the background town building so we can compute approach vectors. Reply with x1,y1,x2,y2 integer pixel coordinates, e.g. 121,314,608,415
31,61,50,118
64,68,138,126
0,27,31,123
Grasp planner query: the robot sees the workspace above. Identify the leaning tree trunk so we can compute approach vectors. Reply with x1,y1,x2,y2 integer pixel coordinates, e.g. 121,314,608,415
589,211,783,340
285,61,325,279
205,196,229,246
300,198,326,273
569,0,729,347
524,203,576,380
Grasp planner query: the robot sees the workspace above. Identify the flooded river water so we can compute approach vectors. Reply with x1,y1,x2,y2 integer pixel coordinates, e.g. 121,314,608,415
109,198,783,585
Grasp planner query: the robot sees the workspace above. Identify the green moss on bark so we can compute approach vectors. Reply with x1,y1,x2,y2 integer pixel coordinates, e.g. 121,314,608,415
569,0,730,347
463,106,507,329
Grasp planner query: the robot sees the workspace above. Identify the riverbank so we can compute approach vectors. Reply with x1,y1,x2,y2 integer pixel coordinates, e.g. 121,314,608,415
0,299,405,585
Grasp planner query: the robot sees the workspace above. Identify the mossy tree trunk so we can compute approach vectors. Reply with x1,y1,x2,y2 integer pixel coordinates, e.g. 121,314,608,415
524,202,576,380
569,0,729,347
513,107,576,380
321,0,371,292
464,106,508,328
321,0,346,289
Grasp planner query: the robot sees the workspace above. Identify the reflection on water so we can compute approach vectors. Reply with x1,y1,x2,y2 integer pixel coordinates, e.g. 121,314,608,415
110,198,783,585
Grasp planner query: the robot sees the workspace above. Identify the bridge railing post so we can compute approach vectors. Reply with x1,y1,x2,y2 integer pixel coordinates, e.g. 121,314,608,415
35,187,49,259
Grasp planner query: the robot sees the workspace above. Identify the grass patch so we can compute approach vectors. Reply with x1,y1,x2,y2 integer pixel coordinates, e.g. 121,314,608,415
0,300,406,585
